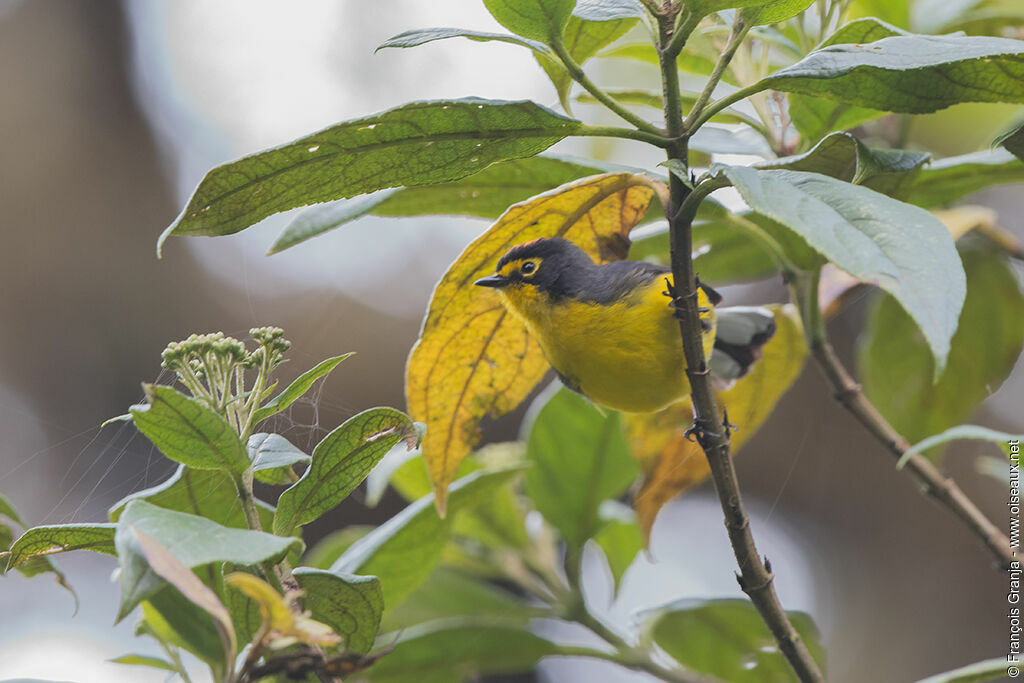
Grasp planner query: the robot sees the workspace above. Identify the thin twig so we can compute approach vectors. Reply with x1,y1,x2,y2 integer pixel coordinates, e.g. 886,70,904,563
549,37,665,136
575,124,673,147
794,273,1015,570
682,14,751,132
655,8,825,682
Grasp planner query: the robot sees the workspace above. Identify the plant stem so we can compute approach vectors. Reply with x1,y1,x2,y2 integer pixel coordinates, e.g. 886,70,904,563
682,14,750,132
794,273,1015,570
550,37,665,136
561,550,711,683
688,81,768,132
575,124,673,147
656,9,825,682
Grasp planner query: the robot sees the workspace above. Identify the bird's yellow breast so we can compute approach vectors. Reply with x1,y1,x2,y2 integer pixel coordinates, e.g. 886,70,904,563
497,274,716,413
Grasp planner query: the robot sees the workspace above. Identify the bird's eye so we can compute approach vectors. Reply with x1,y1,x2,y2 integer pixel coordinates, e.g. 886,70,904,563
521,261,537,275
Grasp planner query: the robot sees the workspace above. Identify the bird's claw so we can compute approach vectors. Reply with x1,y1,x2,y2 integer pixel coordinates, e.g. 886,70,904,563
683,419,721,445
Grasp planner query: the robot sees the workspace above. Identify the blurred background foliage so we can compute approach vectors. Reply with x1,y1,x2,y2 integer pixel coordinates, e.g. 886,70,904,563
0,1,1021,681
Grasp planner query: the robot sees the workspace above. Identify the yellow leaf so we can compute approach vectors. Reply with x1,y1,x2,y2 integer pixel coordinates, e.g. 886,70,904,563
224,572,339,647
407,173,658,513
627,305,807,541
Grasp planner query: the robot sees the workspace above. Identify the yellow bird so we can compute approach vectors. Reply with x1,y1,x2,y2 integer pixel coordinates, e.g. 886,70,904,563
474,238,775,414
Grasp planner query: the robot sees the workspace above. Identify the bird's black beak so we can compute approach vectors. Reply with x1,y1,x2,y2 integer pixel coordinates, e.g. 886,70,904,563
474,274,509,288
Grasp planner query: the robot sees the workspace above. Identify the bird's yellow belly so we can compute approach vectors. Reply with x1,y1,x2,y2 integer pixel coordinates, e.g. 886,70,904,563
520,284,714,413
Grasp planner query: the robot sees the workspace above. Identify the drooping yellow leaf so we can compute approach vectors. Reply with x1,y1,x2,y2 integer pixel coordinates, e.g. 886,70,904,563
407,173,659,513
627,305,807,541
224,572,340,648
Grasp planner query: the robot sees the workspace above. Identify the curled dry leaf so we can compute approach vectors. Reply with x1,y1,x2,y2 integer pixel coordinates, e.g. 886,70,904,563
407,173,659,512
626,305,807,541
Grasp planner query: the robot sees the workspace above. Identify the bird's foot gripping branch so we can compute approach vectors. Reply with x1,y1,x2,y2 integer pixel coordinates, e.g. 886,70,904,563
7,1,1024,681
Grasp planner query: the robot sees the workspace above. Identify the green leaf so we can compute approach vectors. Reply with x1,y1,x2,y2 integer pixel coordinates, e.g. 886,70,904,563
692,125,773,157
273,408,419,535
0,493,26,527
115,500,303,618
600,42,719,78
302,525,374,570
221,565,264,646
685,0,785,18
994,111,1024,162
915,656,1014,683
904,148,1024,208
788,95,887,144
110,654,178,672
898,425,1024,469
130,384,249,474
128,528,236,668
763,35,1024,115
4,524,116,571
573,0,647,21
524,387,638,549
377,27,550,54
859,247,1024,447
251,353,352,423
330,468,523,610
109,465,275,529
383,567,544,631
742,0,814,26
247,434,311,485
716,165,966,372
536,6,638,110
161,99,580,248
482,0,577,42
144,587,228,673
629,204,779,285
593,501,642,597
271,155,616,253
293,568,383,654
367,620,559,682
787,18,903,143
759,132,929,196
647,598,825,682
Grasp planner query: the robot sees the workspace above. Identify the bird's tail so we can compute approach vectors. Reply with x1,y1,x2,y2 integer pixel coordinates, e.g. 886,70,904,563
709,306,776,381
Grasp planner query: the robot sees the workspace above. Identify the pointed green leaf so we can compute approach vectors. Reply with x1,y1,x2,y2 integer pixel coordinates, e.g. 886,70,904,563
647,598,825,682
4,524,116,571
127,530,236,667
383,567,544,631
859,247,1024,448
483,0,577,42
716,165,966,371
110,654,178,672
331,468,524,610
251,353,352,423
377,27,550,54
0,494,26,527
367,620,559,682
573,0,646,20
271,155,617,253
293,568,383,654
115,500,303,618
742,0,814,26
109,465,275,529
273,408,418,535
763,35,1024,114
898,425,1024,469
161,99,580,247
759,132,929,196
247,434,311,485
916,657,1014,683
994,112,1024,162
904,148,1024,208
141,596,226,673
593,501,642,597
524,387,638,549
786,18,905,142
130,384,248,473
536,6,638,110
